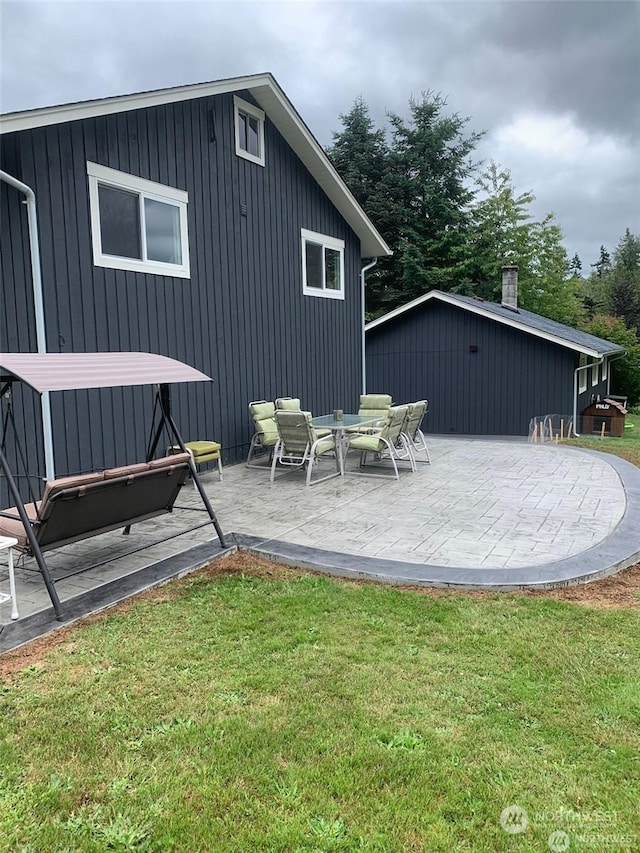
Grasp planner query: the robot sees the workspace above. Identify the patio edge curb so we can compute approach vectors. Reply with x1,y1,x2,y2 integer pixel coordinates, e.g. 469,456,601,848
233,448,640,590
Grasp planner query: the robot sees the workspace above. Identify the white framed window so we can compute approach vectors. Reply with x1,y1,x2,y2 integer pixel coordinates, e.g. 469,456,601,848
578,354,588,394
592,361,599,387
87,161,190,278
301,229,345,300
601,360,608,382
234,96,265,166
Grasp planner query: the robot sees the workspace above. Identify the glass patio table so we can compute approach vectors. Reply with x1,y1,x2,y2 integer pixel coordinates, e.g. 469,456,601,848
311,413,381,473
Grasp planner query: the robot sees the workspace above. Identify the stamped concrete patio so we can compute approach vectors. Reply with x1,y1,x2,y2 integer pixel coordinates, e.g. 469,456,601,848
1,437,639,651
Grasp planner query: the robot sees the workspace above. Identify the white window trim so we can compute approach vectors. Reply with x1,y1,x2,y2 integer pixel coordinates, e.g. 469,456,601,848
87,161,190,278
578,354,588,394
234,96,265,167
592,361,599,387
301,229,345,300
601,359,608,382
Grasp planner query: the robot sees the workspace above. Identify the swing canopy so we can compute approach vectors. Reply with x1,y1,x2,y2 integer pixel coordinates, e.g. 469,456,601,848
0,352,212,392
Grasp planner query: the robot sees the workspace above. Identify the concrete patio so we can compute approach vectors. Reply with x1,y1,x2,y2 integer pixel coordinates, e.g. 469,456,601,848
1,437,639,651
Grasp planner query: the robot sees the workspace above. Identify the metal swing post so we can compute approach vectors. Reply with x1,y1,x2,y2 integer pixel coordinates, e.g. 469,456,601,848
156,384,228,548
0,445,63,620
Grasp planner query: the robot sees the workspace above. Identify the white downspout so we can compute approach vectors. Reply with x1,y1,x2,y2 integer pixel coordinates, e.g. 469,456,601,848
360,258,377,395
0,170,55,480
572,356,604,437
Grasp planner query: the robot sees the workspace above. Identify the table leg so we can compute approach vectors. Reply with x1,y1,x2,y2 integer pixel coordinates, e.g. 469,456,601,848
336,427,346,475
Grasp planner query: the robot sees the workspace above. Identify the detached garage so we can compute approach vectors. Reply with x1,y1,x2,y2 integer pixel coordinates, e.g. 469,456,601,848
365,269,624,436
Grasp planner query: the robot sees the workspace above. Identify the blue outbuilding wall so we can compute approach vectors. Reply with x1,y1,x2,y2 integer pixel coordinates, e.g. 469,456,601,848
366,299,610,435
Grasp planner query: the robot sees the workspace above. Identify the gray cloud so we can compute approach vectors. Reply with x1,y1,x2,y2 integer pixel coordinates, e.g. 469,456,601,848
1,0,638,268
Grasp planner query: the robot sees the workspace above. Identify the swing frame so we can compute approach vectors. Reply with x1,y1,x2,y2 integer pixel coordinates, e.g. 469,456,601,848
0,352,227,621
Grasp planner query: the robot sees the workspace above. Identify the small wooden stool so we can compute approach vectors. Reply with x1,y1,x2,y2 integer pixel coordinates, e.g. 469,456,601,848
169,441,223,482
0,535,19,621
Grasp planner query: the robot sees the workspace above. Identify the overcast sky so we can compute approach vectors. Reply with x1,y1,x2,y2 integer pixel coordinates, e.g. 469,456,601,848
1,0,638,269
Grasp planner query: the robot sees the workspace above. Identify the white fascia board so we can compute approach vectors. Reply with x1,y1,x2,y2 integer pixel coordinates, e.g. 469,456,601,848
1,73,392,260
0,74,271,134
365,290,609,358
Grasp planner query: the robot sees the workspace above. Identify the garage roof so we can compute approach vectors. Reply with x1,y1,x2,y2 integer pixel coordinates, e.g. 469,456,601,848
366,291,625,359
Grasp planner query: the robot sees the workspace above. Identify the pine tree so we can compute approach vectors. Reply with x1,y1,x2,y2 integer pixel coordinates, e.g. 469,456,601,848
609,229,640,331
590,245,611,278
569,253,582,278
328,92,483,318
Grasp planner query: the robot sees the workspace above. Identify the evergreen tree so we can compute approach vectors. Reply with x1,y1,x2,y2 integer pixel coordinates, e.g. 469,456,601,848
328,97,389,232
569,253,582,278
590,245,611,278
328,92,483,318
608,229,640,331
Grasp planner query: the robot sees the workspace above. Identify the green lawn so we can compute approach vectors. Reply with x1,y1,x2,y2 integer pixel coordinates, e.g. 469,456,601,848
1,562,639,852
566,412,640,467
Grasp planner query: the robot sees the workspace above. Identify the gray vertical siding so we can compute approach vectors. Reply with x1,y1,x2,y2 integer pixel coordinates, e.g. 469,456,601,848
365,301,610,435
1,91,363,503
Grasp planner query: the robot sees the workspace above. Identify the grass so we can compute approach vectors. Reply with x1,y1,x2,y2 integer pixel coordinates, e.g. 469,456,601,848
565,412,640,467
1,563,639,852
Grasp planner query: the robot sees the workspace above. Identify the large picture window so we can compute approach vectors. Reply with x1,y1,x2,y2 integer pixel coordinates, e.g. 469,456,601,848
234,96,265,166
87,162,190,278
301,229,345,300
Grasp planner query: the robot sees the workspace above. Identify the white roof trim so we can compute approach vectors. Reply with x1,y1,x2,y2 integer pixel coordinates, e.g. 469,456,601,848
0,73,391,259
365,291,612,358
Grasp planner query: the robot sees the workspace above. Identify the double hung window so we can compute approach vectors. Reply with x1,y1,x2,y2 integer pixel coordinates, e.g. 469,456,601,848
234,96,265,166
301,229,345,300
87,162,190,278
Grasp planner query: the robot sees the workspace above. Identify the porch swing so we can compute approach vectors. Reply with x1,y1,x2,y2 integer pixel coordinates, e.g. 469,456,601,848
0,352,228,620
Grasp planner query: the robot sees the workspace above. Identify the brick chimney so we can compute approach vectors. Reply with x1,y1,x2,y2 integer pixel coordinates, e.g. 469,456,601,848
501,265,519,311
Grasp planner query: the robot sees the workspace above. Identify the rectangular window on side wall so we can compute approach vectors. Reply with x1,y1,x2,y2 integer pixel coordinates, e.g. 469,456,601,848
601,359,608,382
301,229,345,300
592,361,599,387
578,353,588,394
234,96,265,166
87,162,190,278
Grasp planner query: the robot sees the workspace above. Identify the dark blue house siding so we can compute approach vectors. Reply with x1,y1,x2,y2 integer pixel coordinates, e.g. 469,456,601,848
1,91,363,501
366,300,610,435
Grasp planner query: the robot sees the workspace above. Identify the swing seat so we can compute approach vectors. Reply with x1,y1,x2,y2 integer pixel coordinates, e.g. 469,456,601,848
0,453,191,553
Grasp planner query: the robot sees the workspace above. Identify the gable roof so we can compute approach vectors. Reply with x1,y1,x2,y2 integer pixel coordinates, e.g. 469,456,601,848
365,290,625,358
0,73,391,259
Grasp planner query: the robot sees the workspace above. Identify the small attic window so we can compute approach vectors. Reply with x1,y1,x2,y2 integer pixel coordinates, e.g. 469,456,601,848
234,96,265,166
